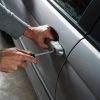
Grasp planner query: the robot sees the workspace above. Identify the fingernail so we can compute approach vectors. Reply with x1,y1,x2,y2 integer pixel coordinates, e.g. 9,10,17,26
32,61,37,64
32,58,37,63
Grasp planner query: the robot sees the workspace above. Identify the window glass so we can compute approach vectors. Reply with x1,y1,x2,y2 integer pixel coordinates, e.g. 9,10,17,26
54,0,91,21
89,18,100,51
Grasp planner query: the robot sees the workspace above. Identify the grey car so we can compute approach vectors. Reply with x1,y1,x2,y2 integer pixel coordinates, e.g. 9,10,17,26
1,0,100,100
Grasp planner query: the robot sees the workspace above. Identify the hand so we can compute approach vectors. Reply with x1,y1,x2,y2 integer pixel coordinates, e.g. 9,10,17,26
24,25,53,48
0,48,37,73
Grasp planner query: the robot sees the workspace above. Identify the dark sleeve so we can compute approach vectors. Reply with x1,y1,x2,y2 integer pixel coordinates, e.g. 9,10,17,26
0,3,30,39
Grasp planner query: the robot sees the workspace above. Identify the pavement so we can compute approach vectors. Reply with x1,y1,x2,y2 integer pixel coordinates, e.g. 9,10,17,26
0,32,37,100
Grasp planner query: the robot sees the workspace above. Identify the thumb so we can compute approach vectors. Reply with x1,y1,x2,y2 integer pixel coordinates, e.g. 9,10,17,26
40,43,48,49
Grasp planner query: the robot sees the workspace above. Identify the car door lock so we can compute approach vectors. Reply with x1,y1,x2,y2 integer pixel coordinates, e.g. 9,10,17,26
49,41,64,56
31,28,64,57
31,41,64,57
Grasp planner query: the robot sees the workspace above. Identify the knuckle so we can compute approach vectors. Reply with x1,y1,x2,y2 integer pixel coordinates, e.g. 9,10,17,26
11,66,17,70
21,63,27,68
17,61,22,66
14,47,17,50
47,25,51,29
6,71,12,73
46,24,50,27
7,69,15,73
39,44,43,48
23,63,27,67
14,67,17,71
20,55,24,59
16,53,22,57
24,56,30,61
18,55,24,60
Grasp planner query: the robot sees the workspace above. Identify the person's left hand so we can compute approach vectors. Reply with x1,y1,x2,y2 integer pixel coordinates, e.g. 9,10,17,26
24,25,53,49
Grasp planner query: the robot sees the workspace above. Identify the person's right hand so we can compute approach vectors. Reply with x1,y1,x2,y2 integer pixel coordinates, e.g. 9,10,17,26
0,48,37,73
24,25,53,49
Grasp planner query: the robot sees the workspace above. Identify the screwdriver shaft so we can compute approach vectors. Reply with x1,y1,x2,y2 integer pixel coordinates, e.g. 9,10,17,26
32,49,54,57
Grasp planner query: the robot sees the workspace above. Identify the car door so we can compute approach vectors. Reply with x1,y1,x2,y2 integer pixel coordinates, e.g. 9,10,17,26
22,1,84,99
1,0,100,100
55,0,100,100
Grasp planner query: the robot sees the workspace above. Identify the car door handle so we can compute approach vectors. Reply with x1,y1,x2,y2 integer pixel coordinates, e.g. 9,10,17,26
44,27,64,56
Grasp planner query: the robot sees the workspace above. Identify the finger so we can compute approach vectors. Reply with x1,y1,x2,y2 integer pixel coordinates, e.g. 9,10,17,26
23,54,34,61
3,68,17,73
32,57,38,64
0,65,18,73
2,70,12,73
18,62,27,68
40,43,48,49
46,33,53,40
12,66,18,71
20,53,36,63
6,70,15,73
16,48,32,55
16,52,34,61
16,52,37,64
45,31,53,40
46,27,54,40
10,66,18,72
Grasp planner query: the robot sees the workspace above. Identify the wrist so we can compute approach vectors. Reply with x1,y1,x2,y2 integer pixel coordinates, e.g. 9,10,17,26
24,26,35,39
0,50,3,63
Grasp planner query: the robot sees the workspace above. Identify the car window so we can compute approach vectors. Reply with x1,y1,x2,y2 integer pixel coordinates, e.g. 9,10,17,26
54,0,91,21
88,18,100,51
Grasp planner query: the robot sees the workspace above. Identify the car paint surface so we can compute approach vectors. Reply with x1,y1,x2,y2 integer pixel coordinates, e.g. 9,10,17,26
1,0,100,100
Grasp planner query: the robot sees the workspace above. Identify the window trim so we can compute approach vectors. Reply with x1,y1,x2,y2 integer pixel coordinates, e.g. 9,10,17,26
86,35,100,51
47,0,87,35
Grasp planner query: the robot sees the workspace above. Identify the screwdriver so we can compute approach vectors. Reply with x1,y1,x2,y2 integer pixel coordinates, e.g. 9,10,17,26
31,49,54,57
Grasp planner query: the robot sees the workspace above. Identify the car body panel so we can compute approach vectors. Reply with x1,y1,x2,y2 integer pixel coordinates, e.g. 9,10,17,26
30,0,83,56
1,0,100,100
56,62,97,100
67,39,100,99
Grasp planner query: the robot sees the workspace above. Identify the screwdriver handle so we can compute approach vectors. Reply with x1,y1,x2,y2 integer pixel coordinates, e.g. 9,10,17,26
31,53,35,57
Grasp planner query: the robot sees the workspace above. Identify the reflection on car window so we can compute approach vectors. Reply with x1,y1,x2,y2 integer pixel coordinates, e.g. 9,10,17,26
54,0,91,21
